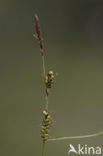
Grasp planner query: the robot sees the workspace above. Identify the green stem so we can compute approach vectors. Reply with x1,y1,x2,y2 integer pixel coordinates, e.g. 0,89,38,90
41,55,49,110
41,55,48,156
42,142,45,156
48,131,103,141
45,88,49,110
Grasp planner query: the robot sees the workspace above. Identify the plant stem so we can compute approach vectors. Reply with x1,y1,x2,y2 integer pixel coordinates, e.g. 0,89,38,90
41,55,47,156
48,131,103,141
42,142,45,156
45,88,49,110
41,56,46,78
41,55,49,110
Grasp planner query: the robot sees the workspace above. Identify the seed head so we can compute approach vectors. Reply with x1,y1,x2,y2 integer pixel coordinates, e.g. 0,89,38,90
41,110,51,142
45,70,54,88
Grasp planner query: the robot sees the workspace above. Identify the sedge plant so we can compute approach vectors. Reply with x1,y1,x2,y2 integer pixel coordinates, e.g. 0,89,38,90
33,14,103,156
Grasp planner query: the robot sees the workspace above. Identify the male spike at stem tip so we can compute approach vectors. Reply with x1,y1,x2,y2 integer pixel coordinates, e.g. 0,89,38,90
34,14,43,56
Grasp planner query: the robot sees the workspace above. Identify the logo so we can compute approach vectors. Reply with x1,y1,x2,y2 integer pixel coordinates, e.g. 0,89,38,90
68,144,101,155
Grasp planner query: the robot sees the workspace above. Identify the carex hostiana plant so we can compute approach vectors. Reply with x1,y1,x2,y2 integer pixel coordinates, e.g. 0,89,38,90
34,14,54,156
34,14,103,156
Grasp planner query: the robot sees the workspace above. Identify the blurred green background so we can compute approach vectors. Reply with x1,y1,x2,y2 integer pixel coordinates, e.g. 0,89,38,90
1,0,103,156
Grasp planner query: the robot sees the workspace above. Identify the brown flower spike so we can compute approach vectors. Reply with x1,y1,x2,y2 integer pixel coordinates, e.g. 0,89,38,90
34,14,43,56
